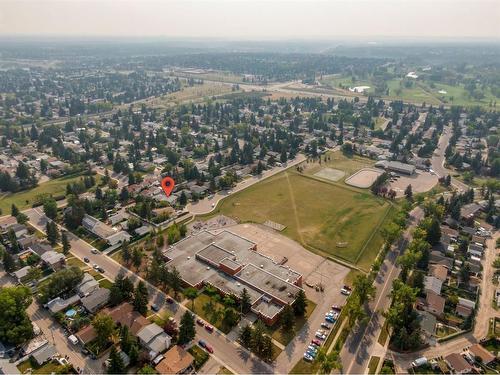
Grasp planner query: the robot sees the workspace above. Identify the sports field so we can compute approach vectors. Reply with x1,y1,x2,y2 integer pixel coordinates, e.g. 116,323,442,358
207,171,390,267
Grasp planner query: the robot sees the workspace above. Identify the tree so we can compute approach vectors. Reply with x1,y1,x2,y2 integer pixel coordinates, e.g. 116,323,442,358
239,324,252,348
353,274,376,305
61,231,71,254
0,286,33,345
2,251,16,272
138,365,157,374
425,217,442,246
121,241,131,264
184,287,198,311
43,197,58,220
280,305,295,332
11,204,19,217
169,267,182,298
240,288,252,314
293,289,307,317
132,248,143,270
178,311,195,345
317,348,342,373
107,346,125,374
404,184,413,201
92,313,115,348
15,212,28,225
133,281,149,316
46,221,59,246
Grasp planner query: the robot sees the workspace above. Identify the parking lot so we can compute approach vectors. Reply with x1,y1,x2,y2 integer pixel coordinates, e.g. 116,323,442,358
389,170,438,197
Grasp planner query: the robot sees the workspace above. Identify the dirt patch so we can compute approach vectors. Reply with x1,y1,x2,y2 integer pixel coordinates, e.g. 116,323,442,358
345,168,383,188
314,167,345,182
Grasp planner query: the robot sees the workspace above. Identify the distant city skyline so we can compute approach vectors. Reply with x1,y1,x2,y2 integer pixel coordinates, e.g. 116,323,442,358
1,0,499,40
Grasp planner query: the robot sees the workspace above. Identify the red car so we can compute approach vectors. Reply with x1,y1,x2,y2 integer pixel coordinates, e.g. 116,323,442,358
205,325,214,333
205,344,214,353
196,318,205,326
311,339,322,346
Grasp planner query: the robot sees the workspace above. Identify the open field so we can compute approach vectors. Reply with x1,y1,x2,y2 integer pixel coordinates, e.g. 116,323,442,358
205,171,390,267
145,81,234,108
314,167,345,182
0,173,88,214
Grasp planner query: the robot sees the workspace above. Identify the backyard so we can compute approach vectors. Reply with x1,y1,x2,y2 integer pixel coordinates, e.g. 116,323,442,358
206,170,391,266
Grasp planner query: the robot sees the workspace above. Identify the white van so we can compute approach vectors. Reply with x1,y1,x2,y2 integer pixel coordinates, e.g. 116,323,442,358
68,335,79,345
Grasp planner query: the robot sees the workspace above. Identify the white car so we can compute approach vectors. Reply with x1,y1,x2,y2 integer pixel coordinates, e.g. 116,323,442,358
315,332,327,340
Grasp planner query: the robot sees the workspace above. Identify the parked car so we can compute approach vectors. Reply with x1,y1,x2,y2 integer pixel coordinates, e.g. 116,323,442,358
91,249,98,254
325,316,336,324
198,339,206,348
321,323,331,329
331,305,342,311
83,257,89,263
311,339,322,346
340,288,351,295
303,353,314,362
205,325,214,333
196,318,205,326
97,267,105,273
306,349,317,358
151,304,160,312
315,331,327,340
307,345,318,353
92,264,98,269
205,344,214,354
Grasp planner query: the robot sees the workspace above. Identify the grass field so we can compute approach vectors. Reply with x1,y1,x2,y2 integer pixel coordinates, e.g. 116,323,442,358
368,356,381,374
0,173,88,214
206,170,390,266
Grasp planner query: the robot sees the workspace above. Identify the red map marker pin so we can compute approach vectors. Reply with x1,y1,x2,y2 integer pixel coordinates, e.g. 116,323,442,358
161,176,175,197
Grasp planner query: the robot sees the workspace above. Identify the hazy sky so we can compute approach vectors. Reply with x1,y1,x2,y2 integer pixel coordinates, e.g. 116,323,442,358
1,0,499,39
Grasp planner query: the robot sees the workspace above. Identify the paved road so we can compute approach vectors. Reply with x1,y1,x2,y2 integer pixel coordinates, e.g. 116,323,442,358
25,208,273,374
186,153,307,215
340,207,425,374
431,126,468,192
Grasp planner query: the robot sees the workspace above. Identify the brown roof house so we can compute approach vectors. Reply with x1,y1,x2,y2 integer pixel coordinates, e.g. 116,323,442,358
424,291,445,317
155,345,194,374
445,353,474,374
429,265,448,282
468,344,495,365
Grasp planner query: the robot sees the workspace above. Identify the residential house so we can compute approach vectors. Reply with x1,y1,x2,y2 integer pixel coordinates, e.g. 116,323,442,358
468,344,495,365
137,323,172,354
429,265,448,282
40,251,65,271
12,266,32,283
417,311,436,344
155,345,194,374
77,273,100,297
27,243,53,257
424,276,443,295
80,288,110,313
30,344,57,366
8,224,28,239
425,292,445,317
445,353,474,374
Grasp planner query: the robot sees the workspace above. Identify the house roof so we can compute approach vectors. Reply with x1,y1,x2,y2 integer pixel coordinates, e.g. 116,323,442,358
429,265,448,282
40,251,65,265
417,311,436,336
80,288,110,313
445,353,473,373
469,344,495,364
31,344,57,365
426,292,445,314
424,276,443,295
155,346,194,374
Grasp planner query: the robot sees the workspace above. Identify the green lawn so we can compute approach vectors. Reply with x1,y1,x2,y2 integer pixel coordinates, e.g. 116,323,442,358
205,171,390,266
368,356,381,374
0,173,93,214
304,151,375,182
99,279,113,289
188,345,210,370
189,293,238,334
17,359,70,374
265,300,316,346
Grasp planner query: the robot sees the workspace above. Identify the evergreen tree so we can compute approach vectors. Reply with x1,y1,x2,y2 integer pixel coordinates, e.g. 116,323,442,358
293,289,307,316
107,347,125,374
280,305,295,332
178,311,195,345
240,288,252,314
239,324,252,348
46,221,59,246
133,281,149,316
61,231,71,255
